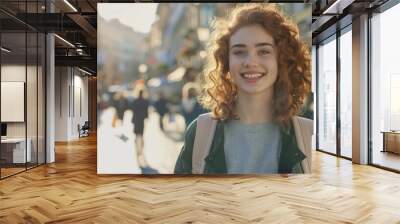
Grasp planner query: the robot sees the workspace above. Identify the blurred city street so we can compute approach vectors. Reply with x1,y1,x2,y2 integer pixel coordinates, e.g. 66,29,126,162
98,107,184,174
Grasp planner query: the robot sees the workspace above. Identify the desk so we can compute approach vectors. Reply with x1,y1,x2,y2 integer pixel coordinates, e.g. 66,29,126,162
1,138,31,163
382,131,400,154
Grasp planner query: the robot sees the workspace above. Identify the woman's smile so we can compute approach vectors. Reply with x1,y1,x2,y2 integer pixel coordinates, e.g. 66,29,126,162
240,72,267,84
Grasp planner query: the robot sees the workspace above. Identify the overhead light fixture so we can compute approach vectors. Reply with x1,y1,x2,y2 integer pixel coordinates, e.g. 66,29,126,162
1,47,11,53
63,0,78,12
78,67,93,76
54,34,75,48
76,48,87,56
322,0,355,15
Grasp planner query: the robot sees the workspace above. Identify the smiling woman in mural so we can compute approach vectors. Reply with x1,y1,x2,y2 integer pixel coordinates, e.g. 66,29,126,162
174,4,313,174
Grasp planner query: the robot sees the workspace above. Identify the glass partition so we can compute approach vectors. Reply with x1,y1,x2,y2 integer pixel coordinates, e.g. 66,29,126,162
38,32,45,165
27,31,38,169
1,31,27,178
26,0,42,169
0,1,46,179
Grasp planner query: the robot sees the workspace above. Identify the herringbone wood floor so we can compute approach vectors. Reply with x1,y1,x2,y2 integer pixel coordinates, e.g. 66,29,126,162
1,135,400,223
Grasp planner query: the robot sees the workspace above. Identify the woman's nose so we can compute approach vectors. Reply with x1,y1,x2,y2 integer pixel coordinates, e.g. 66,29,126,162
243,52,258,67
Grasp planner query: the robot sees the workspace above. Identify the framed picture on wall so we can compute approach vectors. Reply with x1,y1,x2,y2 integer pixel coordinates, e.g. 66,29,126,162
97,3,313,175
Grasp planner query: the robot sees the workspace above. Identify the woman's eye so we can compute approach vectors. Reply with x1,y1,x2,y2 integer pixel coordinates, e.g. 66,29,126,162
259,49,271,56
233,50,246,56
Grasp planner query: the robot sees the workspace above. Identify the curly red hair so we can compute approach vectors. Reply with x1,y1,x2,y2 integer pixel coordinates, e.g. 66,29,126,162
199,3,311,125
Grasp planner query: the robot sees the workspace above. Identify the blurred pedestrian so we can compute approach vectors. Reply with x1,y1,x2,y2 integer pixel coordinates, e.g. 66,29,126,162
181,86,207,127
112,92,127,127
154,91,169,131
131,89,150,167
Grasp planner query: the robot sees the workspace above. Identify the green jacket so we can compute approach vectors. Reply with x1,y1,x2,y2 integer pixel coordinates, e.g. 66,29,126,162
174,118,307,174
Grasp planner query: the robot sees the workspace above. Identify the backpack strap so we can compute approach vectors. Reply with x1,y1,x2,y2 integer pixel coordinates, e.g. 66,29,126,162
292,116,313,173
192,113,217,174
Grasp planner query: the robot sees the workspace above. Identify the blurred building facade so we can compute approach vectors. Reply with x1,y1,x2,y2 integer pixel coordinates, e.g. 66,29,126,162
144,3,311,102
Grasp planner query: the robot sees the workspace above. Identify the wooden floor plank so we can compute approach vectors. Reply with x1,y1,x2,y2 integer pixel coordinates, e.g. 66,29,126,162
0,135,400,223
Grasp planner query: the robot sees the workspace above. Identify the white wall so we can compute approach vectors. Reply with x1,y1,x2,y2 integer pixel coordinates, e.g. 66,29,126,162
72,73,89,137
55,67,68,141
55,67,89,141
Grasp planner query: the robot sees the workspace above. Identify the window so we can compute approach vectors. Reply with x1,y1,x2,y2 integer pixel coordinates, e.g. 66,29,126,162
317,35,337,154
339,27,352,158
371,3,400,171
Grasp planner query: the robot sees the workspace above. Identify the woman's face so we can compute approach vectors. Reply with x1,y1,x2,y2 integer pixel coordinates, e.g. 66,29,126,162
229,25,278,95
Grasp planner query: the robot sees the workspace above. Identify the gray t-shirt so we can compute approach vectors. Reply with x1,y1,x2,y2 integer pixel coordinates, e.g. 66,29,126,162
224,120,281,174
